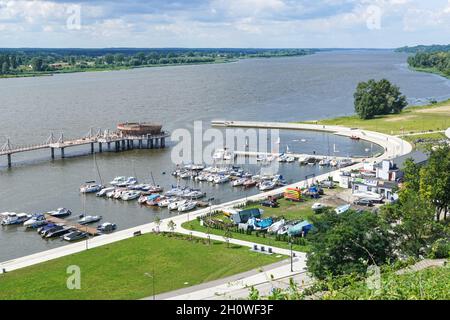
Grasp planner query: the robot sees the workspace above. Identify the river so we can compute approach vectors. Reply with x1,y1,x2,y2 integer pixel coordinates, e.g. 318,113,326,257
0,50,449,262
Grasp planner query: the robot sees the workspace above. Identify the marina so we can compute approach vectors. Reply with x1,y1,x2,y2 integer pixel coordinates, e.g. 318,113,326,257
0,50,448,263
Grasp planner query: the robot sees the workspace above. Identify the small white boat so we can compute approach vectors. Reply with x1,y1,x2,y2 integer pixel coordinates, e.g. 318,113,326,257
267,219,285,233
80,183,103,194
97,222,117,233
48,207,72,218
96,187,116,197
231,178,247,187
63,231,88,242
169,199,186,211
319,158,330,166
285,156,295,163
335,204,351,215
116,176,138,187
178,201,197,212
121,190,141,201
110,176,127,186
214,175,230,184
184,190,205,199
78,215,102,225
1,212,31,226
259,180,276,191
158,197,177,207
23,214,47,228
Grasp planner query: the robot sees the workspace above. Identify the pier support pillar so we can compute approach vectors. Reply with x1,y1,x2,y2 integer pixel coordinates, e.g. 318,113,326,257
90,143,94,154
7,154,11,168
121,140,126,151
115,141,119,152
99,142,103,153
161,137,165,148
61,148,65,159
50,148,55,159
155,138,160,149
127,140,130,149
138,140,142,149
150,139,154,149
107,142,111,151
147,138,150,149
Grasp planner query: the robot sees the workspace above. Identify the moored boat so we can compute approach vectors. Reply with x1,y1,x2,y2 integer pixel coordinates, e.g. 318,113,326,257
78,215,102,225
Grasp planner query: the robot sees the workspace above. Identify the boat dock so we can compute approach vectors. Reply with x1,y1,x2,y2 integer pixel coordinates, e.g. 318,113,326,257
233,150,363,162
44,215,99,236
0,124,170,168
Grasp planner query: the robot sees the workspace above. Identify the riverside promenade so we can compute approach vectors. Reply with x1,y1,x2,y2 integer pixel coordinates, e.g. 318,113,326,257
0,121,413,279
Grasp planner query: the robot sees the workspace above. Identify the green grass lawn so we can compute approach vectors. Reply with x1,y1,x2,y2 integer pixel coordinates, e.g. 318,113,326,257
305,99,450,136
183,198,317,252
0,233,282,300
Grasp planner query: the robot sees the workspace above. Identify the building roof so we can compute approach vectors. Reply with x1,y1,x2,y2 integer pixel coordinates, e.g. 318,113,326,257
393,150,429,169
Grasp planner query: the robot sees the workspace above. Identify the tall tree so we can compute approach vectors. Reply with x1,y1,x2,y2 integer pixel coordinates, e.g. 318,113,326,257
354,79,407,119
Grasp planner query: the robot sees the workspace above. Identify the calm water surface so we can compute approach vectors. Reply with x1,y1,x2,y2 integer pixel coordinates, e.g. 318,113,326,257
0,50,449,261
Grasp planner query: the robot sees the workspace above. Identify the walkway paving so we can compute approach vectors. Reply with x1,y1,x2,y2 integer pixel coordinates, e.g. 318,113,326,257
149,259,311,300
0,121,413,275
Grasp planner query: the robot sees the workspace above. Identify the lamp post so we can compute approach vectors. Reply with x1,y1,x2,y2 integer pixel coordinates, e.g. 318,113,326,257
144,270,155,300
290,240,293,272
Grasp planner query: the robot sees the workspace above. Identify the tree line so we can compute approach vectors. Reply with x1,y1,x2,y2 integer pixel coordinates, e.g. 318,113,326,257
407,51,450,77
0,48,315,76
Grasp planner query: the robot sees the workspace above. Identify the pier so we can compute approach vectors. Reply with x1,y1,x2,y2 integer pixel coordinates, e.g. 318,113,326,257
0,124,170,168
45,215,99,236
233,150,364,162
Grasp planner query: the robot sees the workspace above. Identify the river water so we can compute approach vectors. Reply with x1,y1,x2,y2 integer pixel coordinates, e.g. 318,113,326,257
0,50,449,262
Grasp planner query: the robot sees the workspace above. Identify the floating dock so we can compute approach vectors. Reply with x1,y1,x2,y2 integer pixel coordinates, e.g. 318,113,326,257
44,214,99,236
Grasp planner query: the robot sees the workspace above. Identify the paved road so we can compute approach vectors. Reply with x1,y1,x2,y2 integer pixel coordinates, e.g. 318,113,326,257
0,121,413,275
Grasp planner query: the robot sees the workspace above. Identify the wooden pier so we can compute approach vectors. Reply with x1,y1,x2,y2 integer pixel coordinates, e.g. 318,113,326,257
0,128,170,168
44,214,99,236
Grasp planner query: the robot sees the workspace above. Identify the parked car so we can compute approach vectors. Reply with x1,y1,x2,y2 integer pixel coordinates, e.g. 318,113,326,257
260,200,279,208
353,198,374,207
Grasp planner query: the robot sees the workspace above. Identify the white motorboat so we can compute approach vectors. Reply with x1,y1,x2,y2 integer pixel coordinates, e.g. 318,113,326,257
231,178,247,187
267,219,285,234
1,212,31,225
63,231,88,242
113,189,127,199
178,201,197,212
116,176,138,187
110,176,127,186
23,214,47,228
158,197,177,207
96,187,116,197
47,207,72,218
97,222,117,233
169,199,186,211
80,182,103,194
121,190,141,201
318,158,330,166
335,204,351,215
285,156,295,163
184,190,204,199
214,175,230,184
78,215,102,225
259,180,276,191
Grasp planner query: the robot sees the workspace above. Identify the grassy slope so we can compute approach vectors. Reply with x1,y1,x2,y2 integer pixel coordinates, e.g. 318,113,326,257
0,233,282,300
183,198,316,252
325,265,450,300
306,99,450,135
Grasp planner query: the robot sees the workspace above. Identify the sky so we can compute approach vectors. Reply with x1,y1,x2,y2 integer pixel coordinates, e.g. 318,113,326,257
0,0,450,48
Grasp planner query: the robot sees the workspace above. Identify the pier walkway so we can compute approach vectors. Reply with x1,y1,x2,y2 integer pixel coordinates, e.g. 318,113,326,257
0,129,169,167
44,215,99,236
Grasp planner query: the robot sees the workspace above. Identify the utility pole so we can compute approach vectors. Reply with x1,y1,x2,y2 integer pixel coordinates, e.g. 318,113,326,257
290,241,293,272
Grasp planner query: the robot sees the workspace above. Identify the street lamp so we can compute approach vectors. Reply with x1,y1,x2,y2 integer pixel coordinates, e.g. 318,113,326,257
289,240,293,272
144,270,155,300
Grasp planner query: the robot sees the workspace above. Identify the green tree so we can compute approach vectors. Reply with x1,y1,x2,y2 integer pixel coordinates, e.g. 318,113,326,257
381,190,440,257
419,144,450,220
306,210,394,279
2,61,9,74
31,57,44,71
104,54,115,65
354,79,407,119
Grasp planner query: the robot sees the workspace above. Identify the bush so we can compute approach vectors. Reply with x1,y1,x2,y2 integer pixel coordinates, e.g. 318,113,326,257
429,239,450,259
